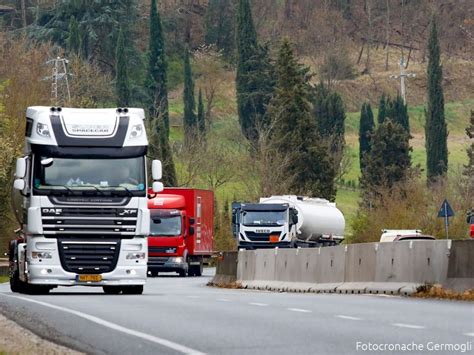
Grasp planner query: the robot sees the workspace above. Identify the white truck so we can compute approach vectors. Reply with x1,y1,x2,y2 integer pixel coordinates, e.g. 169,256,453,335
232,195,345,249
9,106,163,295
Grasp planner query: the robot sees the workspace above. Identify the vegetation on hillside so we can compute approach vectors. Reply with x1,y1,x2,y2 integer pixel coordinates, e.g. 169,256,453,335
0,1,472,249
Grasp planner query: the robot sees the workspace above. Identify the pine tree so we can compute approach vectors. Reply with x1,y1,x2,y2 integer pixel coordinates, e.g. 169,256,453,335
359,102,375,172
204,0,235,59
269,40,336,201
377,94,387,125
425,17,448,181
115,27,130,107
183,47,196,146
197,88,206,138
145,0,170,135
67,16,81,56
360,120,412,203
236,0,275,143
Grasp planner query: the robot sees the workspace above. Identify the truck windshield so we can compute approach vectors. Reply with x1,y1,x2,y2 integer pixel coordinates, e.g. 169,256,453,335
242,210,287,226
33,156,145,195
150,216,182,237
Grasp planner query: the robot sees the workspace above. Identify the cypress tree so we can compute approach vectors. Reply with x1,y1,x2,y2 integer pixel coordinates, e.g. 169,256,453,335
183,47,196,146
425,17,448,181
236,0,275,143
359,102,375,172
115,27,130,107
145,0,170,135
204,0,235,59
269,40,336,200
67,16,81,56
386,94,409,135
377,94,387,125
360,120,412,203
463,110,473,188
312,83,346,171
197,88,206,138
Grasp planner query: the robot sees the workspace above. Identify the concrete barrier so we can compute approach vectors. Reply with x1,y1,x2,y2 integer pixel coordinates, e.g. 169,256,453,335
208,251,238,286
232,240,474,295
444,240,474,292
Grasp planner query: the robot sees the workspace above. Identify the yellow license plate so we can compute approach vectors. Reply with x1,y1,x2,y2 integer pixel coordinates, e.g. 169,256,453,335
77,274,102,282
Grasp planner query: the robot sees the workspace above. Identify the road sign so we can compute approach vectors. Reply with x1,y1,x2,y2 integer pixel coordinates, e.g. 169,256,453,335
437,199,455,218
437,199,455,239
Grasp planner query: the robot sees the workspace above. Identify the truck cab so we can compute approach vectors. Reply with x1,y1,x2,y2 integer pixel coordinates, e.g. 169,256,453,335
147,188,214,276
232,203,298,249
10,106,162,295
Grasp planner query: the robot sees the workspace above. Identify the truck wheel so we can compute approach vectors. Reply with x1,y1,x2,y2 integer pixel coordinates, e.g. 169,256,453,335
179,269,187,277
10,270,24,293
103,286,122,294
195,261,203,277
122,285,143,295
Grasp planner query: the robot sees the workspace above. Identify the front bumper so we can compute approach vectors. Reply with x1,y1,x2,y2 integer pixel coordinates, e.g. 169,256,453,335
27,264,147,286
148,256,186,272
238,241,292,250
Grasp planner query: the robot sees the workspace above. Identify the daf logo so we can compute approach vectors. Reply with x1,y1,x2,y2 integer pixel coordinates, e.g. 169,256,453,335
42,208,62,215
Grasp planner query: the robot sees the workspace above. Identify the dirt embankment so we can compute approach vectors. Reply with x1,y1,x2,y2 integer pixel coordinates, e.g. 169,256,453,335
0,313,82,355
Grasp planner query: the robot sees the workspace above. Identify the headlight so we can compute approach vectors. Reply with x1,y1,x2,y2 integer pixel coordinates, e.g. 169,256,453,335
32,251,52,259
36,123,51,137
129,124,143,139
126,252,146,260
173,257,183,263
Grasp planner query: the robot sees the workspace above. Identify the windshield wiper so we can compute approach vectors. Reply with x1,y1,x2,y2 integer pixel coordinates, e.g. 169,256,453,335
112,186,135,197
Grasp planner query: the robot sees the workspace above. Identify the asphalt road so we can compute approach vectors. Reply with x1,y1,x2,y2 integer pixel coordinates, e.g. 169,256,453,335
0,269,473,355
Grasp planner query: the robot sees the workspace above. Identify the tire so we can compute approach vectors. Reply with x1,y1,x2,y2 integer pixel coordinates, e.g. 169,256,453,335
10,270,23,293
195,261,203,277
179,269,187,277
103,286,122,294
122,285,143,295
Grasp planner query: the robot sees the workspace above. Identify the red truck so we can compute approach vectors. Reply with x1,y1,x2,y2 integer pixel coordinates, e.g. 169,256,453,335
147,188,214,277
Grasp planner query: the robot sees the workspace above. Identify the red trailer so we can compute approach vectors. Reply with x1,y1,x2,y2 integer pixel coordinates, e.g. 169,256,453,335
147,188,214,276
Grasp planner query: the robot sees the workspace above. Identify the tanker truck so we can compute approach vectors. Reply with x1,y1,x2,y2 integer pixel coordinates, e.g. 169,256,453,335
9,106,163,295
232,195,345,249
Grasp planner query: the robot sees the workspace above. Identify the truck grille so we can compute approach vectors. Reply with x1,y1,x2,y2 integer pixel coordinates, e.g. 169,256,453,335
42,208,138,236
148,256,169,265
148,246,176,254
58,239,121,274
244,231,281,242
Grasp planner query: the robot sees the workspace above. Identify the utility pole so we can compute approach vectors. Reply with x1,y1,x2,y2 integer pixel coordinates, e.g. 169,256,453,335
389,57,415,104
45,57,71,106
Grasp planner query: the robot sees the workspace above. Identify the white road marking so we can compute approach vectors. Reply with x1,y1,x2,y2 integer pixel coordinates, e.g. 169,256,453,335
392,323,425,329
3,294,206,355
336,315,362,321
287,308,312,313
464,333,474,337
249,302,268,307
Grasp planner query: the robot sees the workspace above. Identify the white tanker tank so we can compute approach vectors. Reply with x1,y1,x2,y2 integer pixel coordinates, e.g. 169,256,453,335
260,195,345,244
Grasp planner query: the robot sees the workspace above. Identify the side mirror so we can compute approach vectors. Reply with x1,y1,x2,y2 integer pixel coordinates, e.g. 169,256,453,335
188,226,195,235
152,160,162,181
232,213,237,224
13,179,26,190
189,217,195,225
15,158,27,178
152,181,164,193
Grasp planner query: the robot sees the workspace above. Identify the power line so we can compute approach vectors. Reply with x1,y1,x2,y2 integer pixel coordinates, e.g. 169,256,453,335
389,57,415,104
45,57,71,106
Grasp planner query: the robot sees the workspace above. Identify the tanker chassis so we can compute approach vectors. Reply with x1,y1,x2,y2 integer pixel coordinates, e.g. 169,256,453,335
9,106,163,294
232,195,345,249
